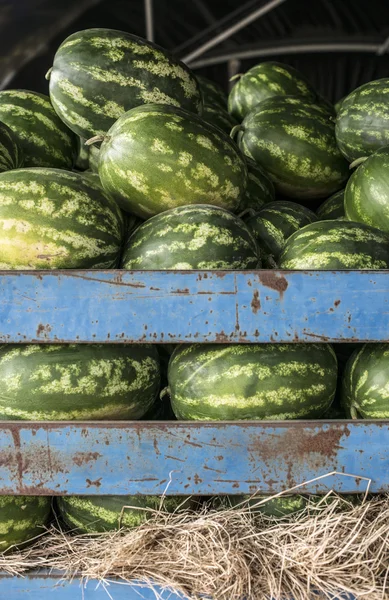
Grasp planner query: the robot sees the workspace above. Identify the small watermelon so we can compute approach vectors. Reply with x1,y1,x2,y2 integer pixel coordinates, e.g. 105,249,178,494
96,104,247,217
238,157,275,214
0,90,76,168
202,104,238,134
237,96,349,200
0,344,160,421
279,220,389,269
168,343,337,420
197,75,227,108
342,344,389,418
121,204,259,270
0,496,51,552
0,121,23,173
246,201,317,267
228,61,316,122
336,78,389,161
48,28,202,140
317,189,345,220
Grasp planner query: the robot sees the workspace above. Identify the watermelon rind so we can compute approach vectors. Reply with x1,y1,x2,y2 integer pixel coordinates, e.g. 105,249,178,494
197,75,227,109
0,496,51,552
317,189,345,220
0,120,24,173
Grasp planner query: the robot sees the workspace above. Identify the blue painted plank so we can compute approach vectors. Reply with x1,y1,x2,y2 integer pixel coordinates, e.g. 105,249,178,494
0,270,388,343
0,421,385,495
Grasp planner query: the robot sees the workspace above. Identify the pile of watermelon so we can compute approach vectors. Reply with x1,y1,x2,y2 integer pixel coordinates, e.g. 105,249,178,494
2,27,389,548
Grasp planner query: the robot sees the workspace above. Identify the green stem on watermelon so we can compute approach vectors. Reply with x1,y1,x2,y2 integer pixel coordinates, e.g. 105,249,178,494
45,67,53,81
229,73,243,82
238,208,257,219
85,135,106,146
349,156,368,170
350,404,360,419
160,386,171,400
230,124,243,141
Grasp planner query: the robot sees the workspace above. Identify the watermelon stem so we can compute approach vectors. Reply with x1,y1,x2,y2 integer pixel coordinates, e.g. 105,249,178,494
85,135,106,146
349,156,368,170
230,124,243,141
238,208,257,219
45,67,53,81
160,386,171,400
229,73,243,82
350,405,360,419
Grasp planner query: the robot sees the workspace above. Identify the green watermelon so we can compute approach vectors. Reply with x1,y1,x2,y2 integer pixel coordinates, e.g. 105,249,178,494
0,167,123,269
0,496,51,552
317,189,345,220
228,61,316,122
89,143,100,172
0,121,23,173
197,75,227,108
342,344,389,419
0,90,76,168
335,79,389,162
245,200,317,267
345,147,389,232
237,96,349,200
202,104,238,134
213,494,310,517
121,204,259,270
96,104,247,217
279,220,389,269
74,137,89,170
48,28,202,140
168,343,337,420
57,495,194,533
238,157,275,214
0,344,160,421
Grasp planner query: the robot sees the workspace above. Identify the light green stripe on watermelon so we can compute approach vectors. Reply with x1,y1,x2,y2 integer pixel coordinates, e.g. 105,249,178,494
0,167,123,269
0,344,160,421
98,103,247,217
279,220,389,270
0,496,51,552
0,90,76,168
121,204,259,270
48,28,202,140
317,189,345,220
344,147,389,232
0,121,24,173
168,343,337,421
342,344,389,419
336,78,389,162
196,75,227,109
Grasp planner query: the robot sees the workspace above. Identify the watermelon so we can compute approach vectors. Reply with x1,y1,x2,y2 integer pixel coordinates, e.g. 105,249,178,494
238,157,275,214
245,201,317,267
74,137,89,170
197,75,227,108
89,143,100,172
334,96,345,114
213,494,310,517
0,90,76,168
335,79,389,162
121,204,259,270
168,343,337,420
279,220,389,269
342,344,389,419
0,496,51,552
237,96,349,200
0,344,160,421
47,28,202,140
0,167,123,269
228,61,316,122
0,121,23,173
345,147,389,232
57,495,194,533
202,104,238,134
96,104,247,217
317,189,345,220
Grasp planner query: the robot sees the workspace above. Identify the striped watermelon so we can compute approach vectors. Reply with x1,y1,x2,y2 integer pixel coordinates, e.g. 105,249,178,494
0,121,23,173
317,189,345,220
0,344,160,421
57,495,194,533
342,344,389,418
197,75,227,108
121,204,259,270
336,79,389,162
213,494,311,517
345,147,389,232
168,343,337,420
0,496,51,552
279,220,389,270
202,104,238,134
75,137,89,171
245,201,317,267
237,96,349,200
96,104,247,217
228,61,316,122
0,167,123,269
0,90,76,168
238,157,275,214
48,28,202,140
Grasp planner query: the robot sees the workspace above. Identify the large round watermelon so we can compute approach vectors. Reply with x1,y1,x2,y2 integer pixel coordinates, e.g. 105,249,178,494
238,157,275,214
342,344,389,419
228,61,316,122
168,343,337,420
344,147,389,232
97,103,247,217
0,344,160,420
237,96,349,200
245,201,317,267
317,189,345,220
0,167,123,269
121,205,259,270
279,220,389,269
335,79,389,162
48,28,202,140
0,90,76,168
0,496,51,552
57,495,194,533
0,121,23,173
197,75,227,109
